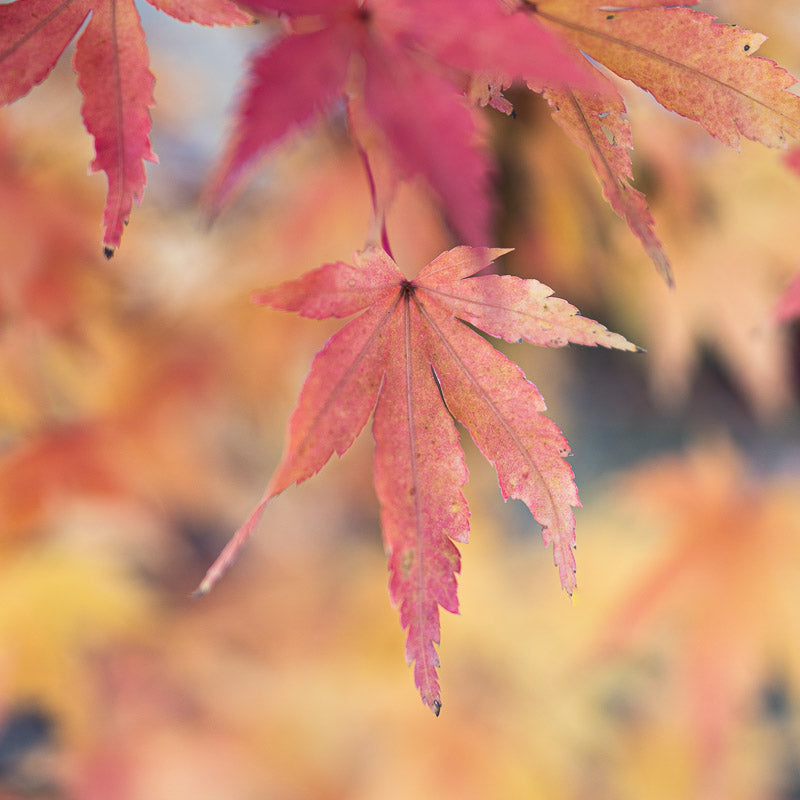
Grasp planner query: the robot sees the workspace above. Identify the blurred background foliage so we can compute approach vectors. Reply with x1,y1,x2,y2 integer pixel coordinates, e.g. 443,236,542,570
1,1,800,798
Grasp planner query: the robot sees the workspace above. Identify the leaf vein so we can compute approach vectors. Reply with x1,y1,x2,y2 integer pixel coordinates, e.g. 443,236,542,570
0,0,82,64
402,294,435,697
110,0,125,232
417,298,561,521
287,297,397,474
537,9,799,127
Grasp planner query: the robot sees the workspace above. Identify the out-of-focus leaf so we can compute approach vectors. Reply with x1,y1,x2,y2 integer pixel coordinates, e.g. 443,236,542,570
600,441,800,790
209,0,599,244
0,544,154,738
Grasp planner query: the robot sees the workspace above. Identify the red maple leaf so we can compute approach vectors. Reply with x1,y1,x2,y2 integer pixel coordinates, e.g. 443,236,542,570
196,245,636,712
207,0,600,244
0,0,250,255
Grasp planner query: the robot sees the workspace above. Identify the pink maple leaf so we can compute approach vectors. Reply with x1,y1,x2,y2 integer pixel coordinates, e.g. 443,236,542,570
195,245,636,712
209,0,601,244
0,0,250,254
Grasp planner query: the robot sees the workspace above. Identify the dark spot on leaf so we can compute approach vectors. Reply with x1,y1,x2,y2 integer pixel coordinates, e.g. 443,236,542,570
744,44,751,51
606,14,614,20
432,700,442,716
103,246,114,259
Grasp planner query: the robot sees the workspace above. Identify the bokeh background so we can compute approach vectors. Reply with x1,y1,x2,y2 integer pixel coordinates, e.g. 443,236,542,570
2,1,800,798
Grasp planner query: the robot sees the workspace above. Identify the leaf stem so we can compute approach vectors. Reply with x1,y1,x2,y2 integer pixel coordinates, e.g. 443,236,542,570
347,99,394,259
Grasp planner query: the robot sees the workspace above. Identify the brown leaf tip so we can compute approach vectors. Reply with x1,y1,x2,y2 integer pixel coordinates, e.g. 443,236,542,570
103,246,114,259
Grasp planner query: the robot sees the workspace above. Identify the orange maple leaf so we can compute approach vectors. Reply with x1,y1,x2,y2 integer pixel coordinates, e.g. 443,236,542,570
526,0,800,281
533,1,800,149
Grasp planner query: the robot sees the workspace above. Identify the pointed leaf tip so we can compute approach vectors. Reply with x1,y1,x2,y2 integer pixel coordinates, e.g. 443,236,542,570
432,700,442,717
190,582,211,599
540,84,673,282
197,496,272,594
74,0,157,250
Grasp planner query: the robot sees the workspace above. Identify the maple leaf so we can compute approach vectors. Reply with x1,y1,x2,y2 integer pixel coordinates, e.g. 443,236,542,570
196,245,636,712
208,0,601,244
518,0,800,281
531,1,800,149
0,0,250,255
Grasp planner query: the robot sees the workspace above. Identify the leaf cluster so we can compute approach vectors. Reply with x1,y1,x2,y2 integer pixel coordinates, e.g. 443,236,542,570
3,0,800,712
